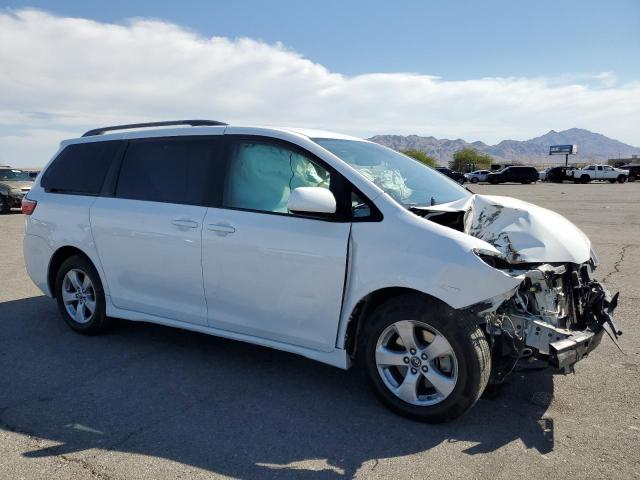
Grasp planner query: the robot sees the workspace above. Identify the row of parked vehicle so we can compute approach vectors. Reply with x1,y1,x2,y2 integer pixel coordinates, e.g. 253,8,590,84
437,166,539,185
458,164,639,185
540,164,637,183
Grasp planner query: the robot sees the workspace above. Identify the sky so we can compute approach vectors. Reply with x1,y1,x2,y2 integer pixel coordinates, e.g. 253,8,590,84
0,0,639,166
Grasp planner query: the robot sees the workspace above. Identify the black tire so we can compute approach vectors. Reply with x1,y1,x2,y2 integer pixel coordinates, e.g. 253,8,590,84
54,255,111,334
358,294,491,423
0,195,10,214
608,179,616,184
628,176,636,182
470,177,479,184
618,175,626,184
581,175,590,184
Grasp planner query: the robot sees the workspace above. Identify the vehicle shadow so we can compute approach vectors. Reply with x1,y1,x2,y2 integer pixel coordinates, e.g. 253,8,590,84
0,296,556,479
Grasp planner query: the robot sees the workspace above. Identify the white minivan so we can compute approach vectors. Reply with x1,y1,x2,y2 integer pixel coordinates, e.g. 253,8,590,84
23,120,620,422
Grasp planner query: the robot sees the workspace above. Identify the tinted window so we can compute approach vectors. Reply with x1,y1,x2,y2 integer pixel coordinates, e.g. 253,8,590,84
223,141,330,214
116,137,223,205
41,141,121,194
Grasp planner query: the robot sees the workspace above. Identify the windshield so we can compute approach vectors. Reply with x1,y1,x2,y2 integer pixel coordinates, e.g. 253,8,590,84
0,169,31,181
313,138,470,206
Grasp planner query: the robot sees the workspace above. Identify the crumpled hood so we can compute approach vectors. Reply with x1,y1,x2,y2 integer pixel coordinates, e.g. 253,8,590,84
429,194,592,264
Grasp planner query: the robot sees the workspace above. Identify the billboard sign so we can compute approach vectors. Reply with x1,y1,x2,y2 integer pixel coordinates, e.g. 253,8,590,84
549,144,577,155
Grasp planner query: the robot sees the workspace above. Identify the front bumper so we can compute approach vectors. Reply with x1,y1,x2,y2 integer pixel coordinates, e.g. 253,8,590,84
549,329,605,370
485,263,621,374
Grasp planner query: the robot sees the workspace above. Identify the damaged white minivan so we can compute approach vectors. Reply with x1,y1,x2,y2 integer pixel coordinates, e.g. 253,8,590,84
23,120,621,422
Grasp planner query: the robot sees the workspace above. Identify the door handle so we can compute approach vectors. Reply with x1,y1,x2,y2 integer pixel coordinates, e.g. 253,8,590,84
207,223,236,235
171,219,199,229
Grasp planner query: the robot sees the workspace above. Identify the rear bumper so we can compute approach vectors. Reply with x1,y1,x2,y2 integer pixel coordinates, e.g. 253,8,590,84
23,233,53,296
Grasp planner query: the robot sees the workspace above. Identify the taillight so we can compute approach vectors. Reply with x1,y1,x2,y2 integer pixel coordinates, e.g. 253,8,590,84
21,198,37,215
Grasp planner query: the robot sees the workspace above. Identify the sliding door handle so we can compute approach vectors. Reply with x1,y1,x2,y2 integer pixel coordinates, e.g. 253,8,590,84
207,223,236,235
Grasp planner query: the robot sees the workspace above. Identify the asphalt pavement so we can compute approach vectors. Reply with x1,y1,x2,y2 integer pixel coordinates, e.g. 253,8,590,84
1,182,639,479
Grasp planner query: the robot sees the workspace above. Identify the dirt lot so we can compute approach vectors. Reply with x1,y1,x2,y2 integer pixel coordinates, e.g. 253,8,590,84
1,182,639,480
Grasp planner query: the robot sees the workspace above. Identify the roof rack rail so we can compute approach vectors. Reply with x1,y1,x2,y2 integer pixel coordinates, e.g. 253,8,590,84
81,120,228,137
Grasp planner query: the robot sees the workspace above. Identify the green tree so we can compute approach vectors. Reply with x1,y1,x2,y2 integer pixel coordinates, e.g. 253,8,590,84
401,149,437,167
450,148,492,172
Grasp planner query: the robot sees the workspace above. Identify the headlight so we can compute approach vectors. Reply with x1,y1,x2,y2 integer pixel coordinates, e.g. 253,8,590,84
473,248,511,269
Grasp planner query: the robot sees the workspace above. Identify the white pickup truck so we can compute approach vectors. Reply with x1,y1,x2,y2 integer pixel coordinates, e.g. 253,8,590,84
570,164,629,183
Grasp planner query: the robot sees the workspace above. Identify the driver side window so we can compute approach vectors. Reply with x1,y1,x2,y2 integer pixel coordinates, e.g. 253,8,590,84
223,141,331,214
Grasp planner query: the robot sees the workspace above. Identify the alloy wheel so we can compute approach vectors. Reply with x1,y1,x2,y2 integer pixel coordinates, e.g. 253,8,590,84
375,320,458,406
61,268,96,324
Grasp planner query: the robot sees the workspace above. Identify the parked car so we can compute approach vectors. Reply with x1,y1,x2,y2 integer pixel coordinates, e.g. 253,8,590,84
23,120,620,422
487,166,539,184
538,169,548,181
464,169,491,183
435,167,466,184
0,166,32,213
618,164,639,182
542,166,574,183
569,165,628,183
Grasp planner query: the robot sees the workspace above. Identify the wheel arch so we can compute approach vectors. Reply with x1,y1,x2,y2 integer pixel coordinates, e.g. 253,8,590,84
47,246,103,298
343,287,453,358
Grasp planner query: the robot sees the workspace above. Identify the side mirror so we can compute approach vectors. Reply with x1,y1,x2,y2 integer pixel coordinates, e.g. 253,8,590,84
288,187,336,215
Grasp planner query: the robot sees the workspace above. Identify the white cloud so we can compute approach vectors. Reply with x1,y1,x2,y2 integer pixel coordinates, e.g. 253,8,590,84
1,9,639,166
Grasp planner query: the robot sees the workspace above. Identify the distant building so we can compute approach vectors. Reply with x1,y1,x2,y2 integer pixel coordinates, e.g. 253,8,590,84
608,155,639,167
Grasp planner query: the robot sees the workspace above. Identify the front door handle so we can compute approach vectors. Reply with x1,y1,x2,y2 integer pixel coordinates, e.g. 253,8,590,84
207,223,236,236
172,219,199,229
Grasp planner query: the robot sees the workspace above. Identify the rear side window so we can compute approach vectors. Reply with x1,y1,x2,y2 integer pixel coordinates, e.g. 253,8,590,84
41,141,121,194
116,137,224,206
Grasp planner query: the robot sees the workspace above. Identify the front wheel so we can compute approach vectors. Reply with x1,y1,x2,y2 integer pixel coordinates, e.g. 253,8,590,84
618,175,627,183
358,295,491,422
470,177,479,184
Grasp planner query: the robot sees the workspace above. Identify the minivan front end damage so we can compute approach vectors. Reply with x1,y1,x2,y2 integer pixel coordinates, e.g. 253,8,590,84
416,193,622,378
476,259,621,376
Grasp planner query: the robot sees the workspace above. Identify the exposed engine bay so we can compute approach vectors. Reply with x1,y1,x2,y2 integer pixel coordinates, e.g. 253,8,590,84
412,194,622,379
482,261,620,379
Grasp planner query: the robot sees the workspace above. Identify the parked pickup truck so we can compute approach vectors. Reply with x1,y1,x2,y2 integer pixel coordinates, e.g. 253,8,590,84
570,165,628,184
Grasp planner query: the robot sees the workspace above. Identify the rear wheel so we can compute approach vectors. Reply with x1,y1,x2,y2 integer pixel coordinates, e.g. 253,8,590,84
358,294,491,422
581,175,591,184
55,255,111,334
618,175,627,183
608,179,616,184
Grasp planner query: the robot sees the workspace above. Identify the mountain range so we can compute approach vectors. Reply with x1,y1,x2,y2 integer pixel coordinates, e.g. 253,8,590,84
368,128,640,166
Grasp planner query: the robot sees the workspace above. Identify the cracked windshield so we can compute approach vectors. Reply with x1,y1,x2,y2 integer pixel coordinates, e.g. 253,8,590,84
314,138,469,207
